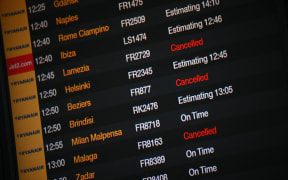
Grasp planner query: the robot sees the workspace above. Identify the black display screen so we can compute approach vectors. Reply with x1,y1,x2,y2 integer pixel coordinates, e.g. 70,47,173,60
0,0,288,179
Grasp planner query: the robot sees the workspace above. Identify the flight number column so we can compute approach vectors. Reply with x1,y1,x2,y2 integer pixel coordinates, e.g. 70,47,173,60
119,1,167,179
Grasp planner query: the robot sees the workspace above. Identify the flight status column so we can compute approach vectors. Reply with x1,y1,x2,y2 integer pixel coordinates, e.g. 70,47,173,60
2,0,288,179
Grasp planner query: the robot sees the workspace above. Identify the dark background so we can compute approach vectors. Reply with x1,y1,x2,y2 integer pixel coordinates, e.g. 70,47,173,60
0,1,288,180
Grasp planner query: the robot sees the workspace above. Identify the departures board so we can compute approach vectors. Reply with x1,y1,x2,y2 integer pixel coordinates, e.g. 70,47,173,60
0,0,288,179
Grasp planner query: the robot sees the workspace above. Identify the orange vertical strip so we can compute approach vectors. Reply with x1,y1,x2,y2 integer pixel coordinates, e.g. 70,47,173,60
0,0,48,179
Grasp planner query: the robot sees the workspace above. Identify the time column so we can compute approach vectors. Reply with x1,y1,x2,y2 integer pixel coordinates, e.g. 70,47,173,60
26,0,65,179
